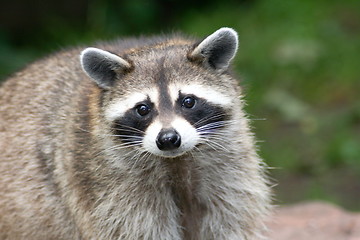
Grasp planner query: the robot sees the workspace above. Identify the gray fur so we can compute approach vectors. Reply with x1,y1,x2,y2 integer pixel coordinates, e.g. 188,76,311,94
80,47,132,89
0,28,271,239
189,27,238,71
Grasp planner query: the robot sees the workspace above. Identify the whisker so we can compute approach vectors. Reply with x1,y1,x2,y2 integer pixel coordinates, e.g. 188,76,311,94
93,140,143,158
109,129,145,136
201,139,231,152
200,135,229,143
111,142,143,151
197,119,236,128
196,121,236,136
108,134,143,139
76,126,92,134
193,113,228,128
76,126,145,140
122,148,144,160
193,147,205,158
201,141,219,152
129,150,152,172
111,124,145,134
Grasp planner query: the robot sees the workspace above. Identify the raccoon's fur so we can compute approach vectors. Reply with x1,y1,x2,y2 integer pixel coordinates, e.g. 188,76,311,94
0,28,271,239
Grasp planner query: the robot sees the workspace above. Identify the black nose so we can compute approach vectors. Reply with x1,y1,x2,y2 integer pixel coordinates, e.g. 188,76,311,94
156,129,181,151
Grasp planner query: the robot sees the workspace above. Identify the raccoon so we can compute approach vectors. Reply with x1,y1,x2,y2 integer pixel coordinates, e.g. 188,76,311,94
0,28,270,239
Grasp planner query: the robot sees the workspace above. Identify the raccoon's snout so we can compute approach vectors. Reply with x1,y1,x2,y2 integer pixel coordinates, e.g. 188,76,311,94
156,129,181,151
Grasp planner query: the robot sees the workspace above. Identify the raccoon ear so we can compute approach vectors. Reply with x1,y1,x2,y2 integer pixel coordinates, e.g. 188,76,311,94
188,27,238,71
80,47,132,89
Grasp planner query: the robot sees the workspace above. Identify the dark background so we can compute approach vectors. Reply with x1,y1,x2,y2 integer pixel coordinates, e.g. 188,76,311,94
1,0,359,210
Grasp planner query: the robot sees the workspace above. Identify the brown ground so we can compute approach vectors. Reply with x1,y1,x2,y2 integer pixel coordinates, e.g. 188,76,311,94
266,202,360,240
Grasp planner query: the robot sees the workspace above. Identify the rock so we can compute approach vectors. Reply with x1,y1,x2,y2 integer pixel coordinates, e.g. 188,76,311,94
266,202,360,240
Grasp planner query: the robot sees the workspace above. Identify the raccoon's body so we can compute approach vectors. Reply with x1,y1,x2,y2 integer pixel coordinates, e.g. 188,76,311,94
0,28,270,239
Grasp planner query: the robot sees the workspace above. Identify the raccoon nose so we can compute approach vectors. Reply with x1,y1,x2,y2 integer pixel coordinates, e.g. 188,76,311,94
156,129,181,151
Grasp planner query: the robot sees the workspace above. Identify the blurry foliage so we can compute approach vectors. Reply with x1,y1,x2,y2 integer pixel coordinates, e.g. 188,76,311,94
0,0,359,209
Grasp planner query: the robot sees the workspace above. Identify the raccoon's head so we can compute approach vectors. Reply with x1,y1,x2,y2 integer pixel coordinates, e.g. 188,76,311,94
80,28,239,159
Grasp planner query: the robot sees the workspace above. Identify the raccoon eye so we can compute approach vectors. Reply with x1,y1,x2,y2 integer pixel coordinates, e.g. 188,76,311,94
136,104,151,116
182,96,196,109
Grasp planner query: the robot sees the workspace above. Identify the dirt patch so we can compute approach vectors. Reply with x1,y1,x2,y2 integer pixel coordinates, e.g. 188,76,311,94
266,202,360,240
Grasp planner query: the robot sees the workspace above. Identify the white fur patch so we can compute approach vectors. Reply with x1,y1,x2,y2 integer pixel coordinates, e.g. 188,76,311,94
142,119,163,154
171,117,199,151
142,117,199,158
169,84,232,106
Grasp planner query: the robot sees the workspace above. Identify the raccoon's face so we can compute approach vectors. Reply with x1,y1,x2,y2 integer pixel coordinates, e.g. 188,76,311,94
80,28,239,159
103,83,234,158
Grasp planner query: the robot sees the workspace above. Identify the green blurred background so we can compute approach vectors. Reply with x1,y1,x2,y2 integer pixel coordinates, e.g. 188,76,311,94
1,0,359,210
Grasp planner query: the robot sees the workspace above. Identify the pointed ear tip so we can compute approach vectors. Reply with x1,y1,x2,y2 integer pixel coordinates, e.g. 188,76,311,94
80,47,101,58
218,27,238,35
80,48,95,65
219,28,239,42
